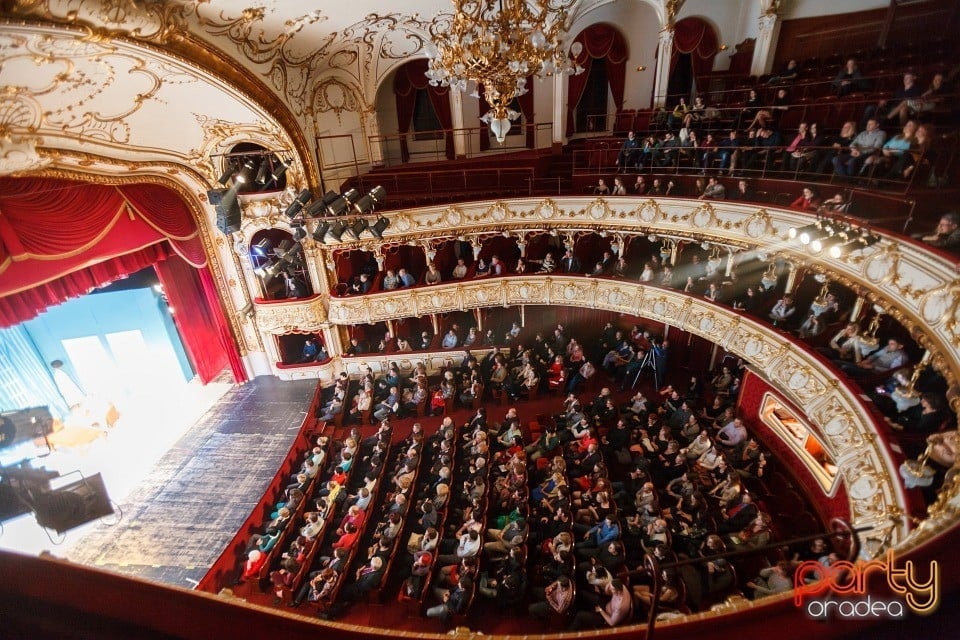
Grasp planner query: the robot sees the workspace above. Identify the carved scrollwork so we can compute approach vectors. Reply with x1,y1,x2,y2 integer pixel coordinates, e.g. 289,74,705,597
254,298,327,334
742,208,774,239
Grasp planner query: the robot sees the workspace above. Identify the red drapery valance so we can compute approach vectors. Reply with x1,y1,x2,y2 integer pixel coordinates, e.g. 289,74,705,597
0,242,171,327
566,23,628,136
394,59,454,161
0,177,245,383
671,17,719,83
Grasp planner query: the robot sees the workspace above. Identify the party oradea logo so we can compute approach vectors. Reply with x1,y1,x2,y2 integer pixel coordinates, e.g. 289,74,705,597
793,550,939,620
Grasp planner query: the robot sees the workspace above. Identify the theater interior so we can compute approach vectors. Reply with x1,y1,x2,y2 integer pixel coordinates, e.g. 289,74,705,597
1,1,959,638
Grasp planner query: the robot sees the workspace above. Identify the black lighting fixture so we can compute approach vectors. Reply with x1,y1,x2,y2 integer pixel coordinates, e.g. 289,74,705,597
369,216,390,240
327,220,348,242
325,193,350,216
307,191,340,218
789,214,880,258
251,238,273,258
348,218,369,240
353,185,386,215
217,163,235,186
233,159,257,185
828,228,880,258
284,189,313,219
254,159,270,186
292,222,307,243
271,157,292,182
312,221,332,243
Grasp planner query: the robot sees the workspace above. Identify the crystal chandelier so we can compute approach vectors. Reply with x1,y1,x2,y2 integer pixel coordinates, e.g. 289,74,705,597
425,0,584,144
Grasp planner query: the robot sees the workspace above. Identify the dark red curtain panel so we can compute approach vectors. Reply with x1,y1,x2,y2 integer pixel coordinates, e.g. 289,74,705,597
566,23,629,136
671,17,719,83
0,242,172,327
394,59,454,161
155,255,245,384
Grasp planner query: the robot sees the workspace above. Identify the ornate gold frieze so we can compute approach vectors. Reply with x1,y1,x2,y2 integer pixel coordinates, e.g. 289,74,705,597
237,196,958,389
254,297,328,334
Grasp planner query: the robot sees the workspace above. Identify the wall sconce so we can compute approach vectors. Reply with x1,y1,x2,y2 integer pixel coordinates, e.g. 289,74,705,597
636,65,646,71
719,44,728,51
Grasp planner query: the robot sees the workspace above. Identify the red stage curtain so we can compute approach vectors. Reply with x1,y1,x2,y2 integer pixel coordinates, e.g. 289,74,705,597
671,17,719,84
567,23,629,136
0,177,245,383
394,59,454,161
155,255,245,384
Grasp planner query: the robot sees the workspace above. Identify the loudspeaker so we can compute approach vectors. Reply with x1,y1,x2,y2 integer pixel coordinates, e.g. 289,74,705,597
34,473,113,534
216,197,242,235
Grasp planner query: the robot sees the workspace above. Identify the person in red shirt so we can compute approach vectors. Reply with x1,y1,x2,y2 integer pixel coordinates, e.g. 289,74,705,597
333,523,360,550
790,186,820,211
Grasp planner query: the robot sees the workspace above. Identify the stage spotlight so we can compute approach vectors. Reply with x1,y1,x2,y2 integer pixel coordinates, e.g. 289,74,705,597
284,189,312,219
328,220,348,241
829,229,879,258
342,188,360,204
292,223,307,243
788,223,819,243
271,157,292,182
313,221,332,243
257,261,285,284
251,238,273,257
369,216,390,240
353,194,376,215
217,165,235,186
348,218,368,240
273,240,293,260
233,159,257,185
307,191,340,217
326,195,349,216
254,159,269,185
354,185,388,214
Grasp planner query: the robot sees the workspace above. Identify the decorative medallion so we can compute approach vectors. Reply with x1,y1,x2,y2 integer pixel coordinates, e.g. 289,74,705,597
536,199,558,219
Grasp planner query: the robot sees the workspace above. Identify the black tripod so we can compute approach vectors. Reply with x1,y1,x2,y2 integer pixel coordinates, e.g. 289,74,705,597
629,348,660,391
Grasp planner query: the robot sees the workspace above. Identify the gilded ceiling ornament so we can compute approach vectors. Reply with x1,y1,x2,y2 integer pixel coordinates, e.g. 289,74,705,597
311,77,362,123
0,132,51,175
191,5,327,113
7,0,195,43
0,29,202,145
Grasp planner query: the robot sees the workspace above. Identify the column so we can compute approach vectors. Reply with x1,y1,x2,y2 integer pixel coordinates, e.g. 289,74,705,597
302,244,325,295
421,240,437,265
449,90,468,158
783,262,799,294
725,249,736,277
652,28,675,108
312,246,336,293
552,73,566,150
360,106,384,167
750,10,782,77
849,297,865,323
